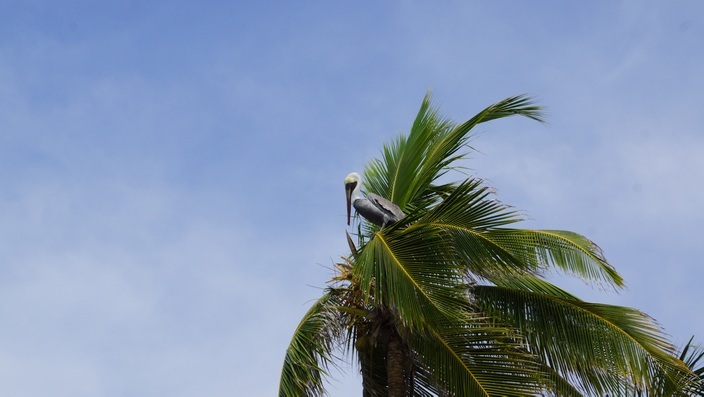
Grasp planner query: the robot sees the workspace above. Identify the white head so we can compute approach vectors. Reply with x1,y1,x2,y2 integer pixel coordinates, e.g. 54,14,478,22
344,172,362,225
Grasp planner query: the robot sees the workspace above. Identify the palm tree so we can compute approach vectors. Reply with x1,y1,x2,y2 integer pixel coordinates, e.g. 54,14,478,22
279,94,697,396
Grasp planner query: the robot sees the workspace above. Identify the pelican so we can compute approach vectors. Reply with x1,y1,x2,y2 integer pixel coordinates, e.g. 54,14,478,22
344,172,405,228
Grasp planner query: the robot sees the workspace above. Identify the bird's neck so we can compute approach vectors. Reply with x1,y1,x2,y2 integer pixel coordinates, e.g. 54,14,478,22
350,187,363,202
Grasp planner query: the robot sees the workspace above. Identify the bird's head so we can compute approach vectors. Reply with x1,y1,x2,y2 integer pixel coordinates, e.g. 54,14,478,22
344,172,361,226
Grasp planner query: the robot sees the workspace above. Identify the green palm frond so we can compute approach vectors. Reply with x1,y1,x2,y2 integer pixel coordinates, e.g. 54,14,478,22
410,315,545,396
364,94,453,209
420,178,522,230
364,93,544,215
354,224,469,330
534,360,586,397
472,286,694,395
679,337,704,373
491,271,581,301
405,177,623,289
413,95,543,205
679,337,704,385
484,228,624,289
279,290,344,397
410,178,541,279
678,337,704,395
647,336,704,396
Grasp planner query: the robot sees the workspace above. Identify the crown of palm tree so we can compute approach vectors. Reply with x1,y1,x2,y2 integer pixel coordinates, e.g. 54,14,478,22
279,93,697,397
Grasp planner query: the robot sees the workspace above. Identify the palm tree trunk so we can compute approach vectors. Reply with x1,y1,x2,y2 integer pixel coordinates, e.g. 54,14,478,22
386,330,406,397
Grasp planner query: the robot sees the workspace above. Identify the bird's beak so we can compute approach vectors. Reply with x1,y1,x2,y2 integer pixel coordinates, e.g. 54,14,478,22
345,183,353,226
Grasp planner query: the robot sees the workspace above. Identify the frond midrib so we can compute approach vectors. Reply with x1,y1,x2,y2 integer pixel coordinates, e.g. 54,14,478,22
484,286,688,388
427,325,491,397
375,232,442,315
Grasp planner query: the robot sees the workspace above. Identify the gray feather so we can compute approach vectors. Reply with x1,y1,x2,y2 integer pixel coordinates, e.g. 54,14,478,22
354,193,405,228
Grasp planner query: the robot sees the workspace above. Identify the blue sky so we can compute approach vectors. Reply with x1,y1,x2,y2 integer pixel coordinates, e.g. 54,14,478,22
1,1,703,396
